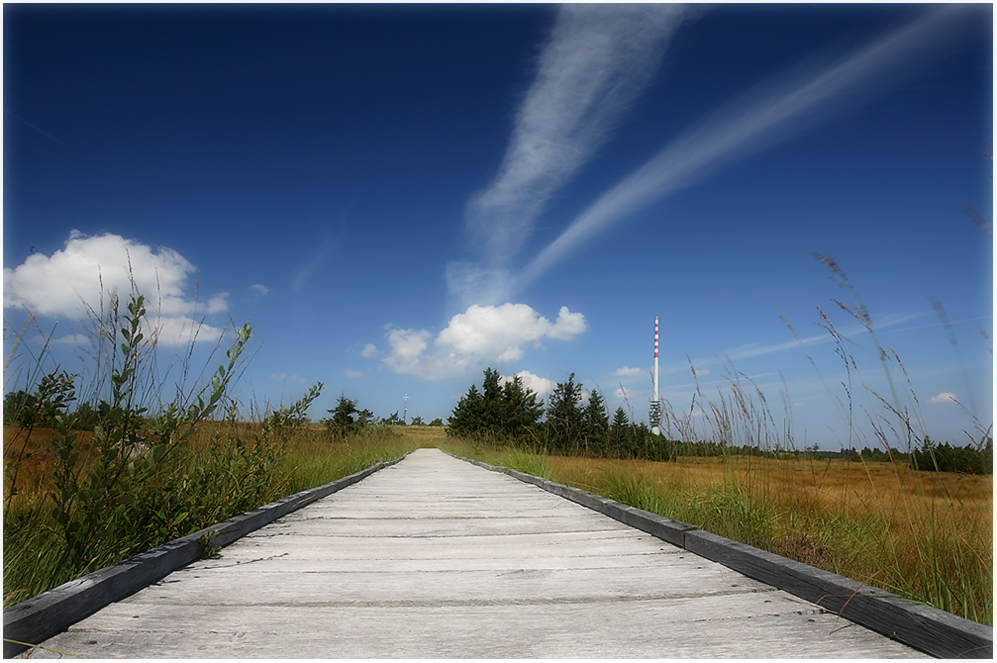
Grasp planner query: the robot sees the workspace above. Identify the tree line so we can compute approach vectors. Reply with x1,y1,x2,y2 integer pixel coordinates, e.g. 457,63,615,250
321,394,442,438
3,380,443,435
442,367,993,474
909,437,993,475
8,366,990,474
446,368,674,460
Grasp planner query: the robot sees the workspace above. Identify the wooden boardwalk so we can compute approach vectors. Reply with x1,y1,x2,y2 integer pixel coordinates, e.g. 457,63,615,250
24,448,926,658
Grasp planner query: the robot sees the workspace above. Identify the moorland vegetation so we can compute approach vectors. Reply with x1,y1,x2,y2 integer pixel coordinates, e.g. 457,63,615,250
437,259,992,626
4,256,992,628
3,293,419,609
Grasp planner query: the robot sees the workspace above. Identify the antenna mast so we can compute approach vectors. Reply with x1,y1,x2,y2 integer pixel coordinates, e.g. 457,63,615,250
650,317,662,436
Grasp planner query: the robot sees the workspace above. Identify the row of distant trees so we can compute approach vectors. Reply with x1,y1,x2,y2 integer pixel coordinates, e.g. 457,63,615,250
909,438,993,475
1,373,444,436
722,444,990,474
447,368,673,460
321,394,442,437
7,368,990,474
443,367,993,474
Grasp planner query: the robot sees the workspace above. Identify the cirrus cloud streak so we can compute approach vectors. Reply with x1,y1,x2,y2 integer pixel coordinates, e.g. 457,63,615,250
515,5,979,290
452,3,696,308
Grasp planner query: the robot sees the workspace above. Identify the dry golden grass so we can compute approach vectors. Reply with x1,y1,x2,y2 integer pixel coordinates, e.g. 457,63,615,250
548,454,992,521
4,426,96,507
551,455,991,549
3,422,438,508
439,439,992,624
391,424,449,447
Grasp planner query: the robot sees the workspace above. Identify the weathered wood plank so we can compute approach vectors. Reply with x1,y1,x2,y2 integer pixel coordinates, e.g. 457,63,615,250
456,451,993,659
3,457,406,658
32,594,920,659
684,529,993,659
15,449,938,659
115,565,775,606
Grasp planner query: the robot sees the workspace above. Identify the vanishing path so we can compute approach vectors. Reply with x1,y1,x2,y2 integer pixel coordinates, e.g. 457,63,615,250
27,448,925,658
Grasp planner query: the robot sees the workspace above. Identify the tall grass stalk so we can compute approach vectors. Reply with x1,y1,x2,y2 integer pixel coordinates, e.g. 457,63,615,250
3,289,416,608
280,424,415,495
441,269,992,625
445,441,991,626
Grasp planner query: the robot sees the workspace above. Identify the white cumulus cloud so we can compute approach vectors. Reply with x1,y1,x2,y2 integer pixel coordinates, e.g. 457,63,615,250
930,392,958,404
3,230,228,345
360,343,379,359
384,327,433,365
614,366,644,378
501,370,557,398
381,303,587,380
436,304,586,363
149,315,226,348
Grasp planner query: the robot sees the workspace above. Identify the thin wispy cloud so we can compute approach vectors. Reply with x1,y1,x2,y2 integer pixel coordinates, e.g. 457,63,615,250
452,3,694,306
515,5,978,291
674,310,928,373
4,109,65,145
291,233,339,293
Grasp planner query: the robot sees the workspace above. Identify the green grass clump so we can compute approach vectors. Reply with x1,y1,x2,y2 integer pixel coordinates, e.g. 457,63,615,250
280,424,415,495
3,292,417,609
438,437,990,626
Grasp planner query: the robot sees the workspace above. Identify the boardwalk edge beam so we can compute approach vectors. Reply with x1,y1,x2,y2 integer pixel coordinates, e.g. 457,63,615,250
2,456,406,659
449,452,994,660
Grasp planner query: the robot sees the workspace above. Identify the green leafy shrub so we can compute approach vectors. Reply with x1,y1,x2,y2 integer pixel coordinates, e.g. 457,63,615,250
4,292,324,605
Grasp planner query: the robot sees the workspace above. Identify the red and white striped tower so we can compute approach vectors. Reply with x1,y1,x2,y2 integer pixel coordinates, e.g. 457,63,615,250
650,317,662,435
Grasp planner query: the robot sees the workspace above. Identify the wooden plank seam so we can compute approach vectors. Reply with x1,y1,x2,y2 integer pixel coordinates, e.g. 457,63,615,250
5,450,992,659
2,455,408,659
446,452,994,660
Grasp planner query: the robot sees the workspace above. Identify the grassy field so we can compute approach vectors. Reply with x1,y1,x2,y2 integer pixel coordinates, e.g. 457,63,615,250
2,295,447,609
5,422,991,626
438,436,993,626
2,421,423,608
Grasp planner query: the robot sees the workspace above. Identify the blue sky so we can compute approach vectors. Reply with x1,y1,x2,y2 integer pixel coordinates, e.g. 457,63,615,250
4,3,992,449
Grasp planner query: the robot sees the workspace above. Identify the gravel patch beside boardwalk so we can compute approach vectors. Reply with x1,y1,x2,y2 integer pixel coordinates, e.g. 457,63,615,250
21,448,929,658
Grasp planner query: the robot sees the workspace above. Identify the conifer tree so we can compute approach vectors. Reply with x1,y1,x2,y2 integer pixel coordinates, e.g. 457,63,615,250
547,373,584,452
582,388,609,455
325,394,362,436
501,373,544,437
447,368,543,440
447,384,483,438
480,367,504,433
611,406,630,458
